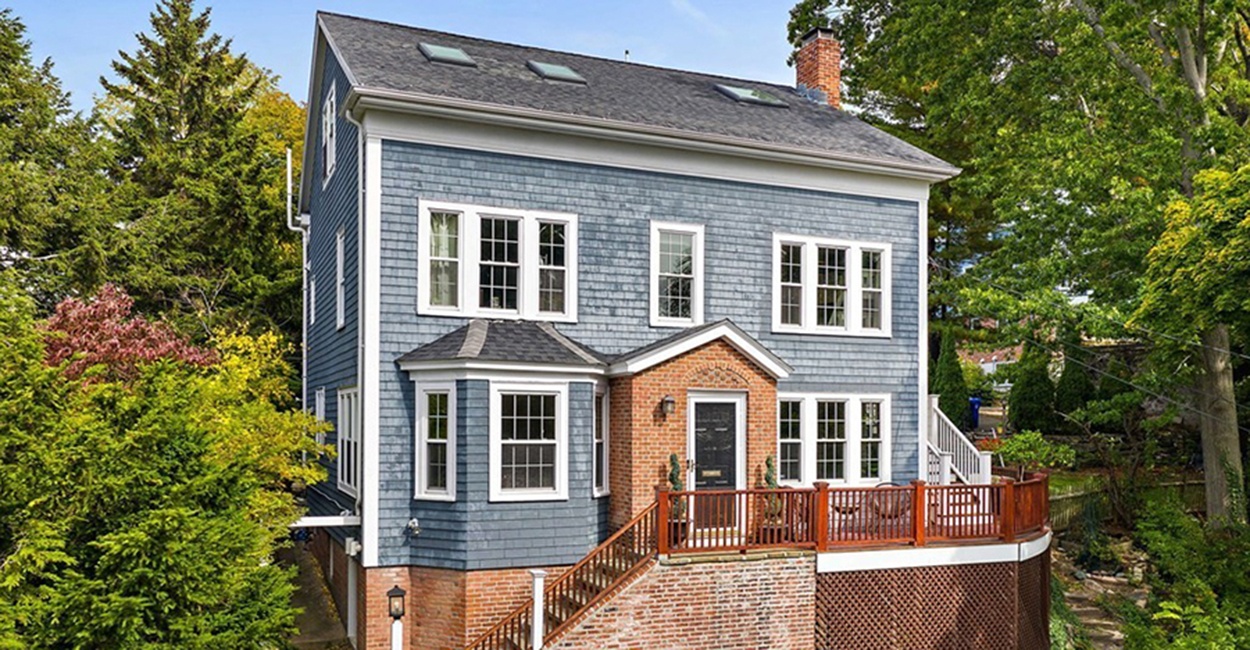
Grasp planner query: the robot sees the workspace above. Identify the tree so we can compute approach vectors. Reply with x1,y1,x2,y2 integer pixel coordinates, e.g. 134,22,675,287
932,329,972,430
0,279,326,647
1009,342,1055,433
1055,340,1095,431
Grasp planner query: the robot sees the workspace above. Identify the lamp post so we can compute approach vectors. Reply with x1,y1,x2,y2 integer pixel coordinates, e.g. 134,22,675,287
387,585,405,650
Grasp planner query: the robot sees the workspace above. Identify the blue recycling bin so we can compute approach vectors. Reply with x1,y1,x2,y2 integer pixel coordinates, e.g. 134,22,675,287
969,396,982,429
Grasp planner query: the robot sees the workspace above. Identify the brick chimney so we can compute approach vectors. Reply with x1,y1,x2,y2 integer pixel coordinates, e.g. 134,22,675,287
795,27,841,109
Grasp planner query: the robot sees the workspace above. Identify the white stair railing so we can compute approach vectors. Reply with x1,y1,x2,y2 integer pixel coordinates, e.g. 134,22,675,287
927,395,993,484
926,442,954,485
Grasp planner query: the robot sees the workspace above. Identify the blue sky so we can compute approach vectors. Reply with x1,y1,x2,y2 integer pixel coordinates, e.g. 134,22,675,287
8,1,800,113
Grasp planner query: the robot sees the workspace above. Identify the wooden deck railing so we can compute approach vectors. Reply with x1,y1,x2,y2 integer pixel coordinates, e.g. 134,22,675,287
658,473,1049,554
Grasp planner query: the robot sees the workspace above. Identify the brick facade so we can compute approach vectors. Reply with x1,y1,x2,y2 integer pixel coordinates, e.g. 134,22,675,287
551,554,816,650
795,28,842,109
607,338,778,528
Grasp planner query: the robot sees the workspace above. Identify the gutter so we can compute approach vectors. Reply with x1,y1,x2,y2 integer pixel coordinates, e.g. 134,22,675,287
345,86,961,184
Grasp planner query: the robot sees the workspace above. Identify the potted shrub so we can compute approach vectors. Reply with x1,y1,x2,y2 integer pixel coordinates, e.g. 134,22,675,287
754,455,789,543
666,453,688,547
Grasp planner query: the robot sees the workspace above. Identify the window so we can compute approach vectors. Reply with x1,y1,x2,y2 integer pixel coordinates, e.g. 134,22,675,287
309,275,317,326
336,229,346,330
418,201,578,321
776,394,890,485
772,234,891,336
419,43,477,66
593,391,609,497
337,387,360,496
714,84,788,107
650,221,704,327
489,383,568,502
778,399,803,482
314,387,326,445
321,82,336,183
528,60,586,84
416,383,455,500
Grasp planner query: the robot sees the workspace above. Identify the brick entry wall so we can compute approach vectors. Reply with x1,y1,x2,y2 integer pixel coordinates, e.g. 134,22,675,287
551,554,816,650
815,550,1051,650
608,338,778,528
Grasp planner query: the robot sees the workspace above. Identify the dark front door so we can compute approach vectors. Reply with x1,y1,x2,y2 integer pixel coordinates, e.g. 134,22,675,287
693,401,737,529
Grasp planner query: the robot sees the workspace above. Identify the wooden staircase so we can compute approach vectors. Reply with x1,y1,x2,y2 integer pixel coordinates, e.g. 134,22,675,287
465,503,659,650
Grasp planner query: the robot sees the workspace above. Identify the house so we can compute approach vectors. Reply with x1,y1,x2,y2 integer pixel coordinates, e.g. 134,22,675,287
295,12,1051,650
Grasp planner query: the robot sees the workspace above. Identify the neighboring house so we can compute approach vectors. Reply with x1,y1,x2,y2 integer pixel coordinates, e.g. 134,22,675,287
963,344,1023,392
296,12,1051,650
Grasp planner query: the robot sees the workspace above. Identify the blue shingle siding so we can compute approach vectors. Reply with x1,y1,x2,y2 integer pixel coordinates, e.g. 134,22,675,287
305,47,360,535
373,141,923,568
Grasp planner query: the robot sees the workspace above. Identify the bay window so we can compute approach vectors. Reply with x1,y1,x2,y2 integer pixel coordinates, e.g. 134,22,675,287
337,387,360,496
489,383,569,501
416,383,456,500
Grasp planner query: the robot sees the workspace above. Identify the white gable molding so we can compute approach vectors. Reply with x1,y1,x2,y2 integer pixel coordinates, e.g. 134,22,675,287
607,322,792,379
817,531,1052,573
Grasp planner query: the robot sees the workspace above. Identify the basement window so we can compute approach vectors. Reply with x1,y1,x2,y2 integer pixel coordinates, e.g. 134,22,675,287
528,61,586,84
419,43,477,67
715,84,787,107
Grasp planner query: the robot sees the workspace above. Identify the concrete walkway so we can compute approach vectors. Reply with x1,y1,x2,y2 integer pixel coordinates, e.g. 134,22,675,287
280,542,352,650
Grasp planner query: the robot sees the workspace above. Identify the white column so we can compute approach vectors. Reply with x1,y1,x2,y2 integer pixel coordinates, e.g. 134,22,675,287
390,619,403,650
939,452,953,486
530,569,548,650
928,394,940,445
978,451,994,484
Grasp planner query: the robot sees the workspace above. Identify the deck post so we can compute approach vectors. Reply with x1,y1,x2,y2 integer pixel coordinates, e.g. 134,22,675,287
911,480,926,546
938,452,953,486
813,482,830,552
1002,479,1016,543
530,569,547,650
656,487,670,555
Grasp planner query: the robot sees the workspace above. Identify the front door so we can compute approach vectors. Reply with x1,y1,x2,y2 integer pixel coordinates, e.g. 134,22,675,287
691,398,740,529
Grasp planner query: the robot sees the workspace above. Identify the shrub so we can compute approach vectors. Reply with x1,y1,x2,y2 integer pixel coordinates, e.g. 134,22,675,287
933,329,972,430
996,430,1076,478
1009,342,1055,432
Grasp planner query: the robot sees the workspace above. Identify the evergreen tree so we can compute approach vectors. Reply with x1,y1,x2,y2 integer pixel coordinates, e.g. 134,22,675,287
1054,340,1095,432
1009,342,1055,433
932,329,972,430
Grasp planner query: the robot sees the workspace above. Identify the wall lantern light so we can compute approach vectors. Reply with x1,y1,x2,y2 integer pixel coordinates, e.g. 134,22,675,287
387,585,406,620
660,395,676,417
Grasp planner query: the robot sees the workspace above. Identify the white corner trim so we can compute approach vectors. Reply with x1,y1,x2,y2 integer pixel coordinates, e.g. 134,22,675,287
360,134,383,567
817,531,1052,573
649,221,705,328
917,197,930,483
608,322,791,379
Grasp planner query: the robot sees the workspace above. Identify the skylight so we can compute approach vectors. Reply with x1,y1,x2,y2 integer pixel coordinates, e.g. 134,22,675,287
715,84,787,107
419,43,476,67
528,60,586,84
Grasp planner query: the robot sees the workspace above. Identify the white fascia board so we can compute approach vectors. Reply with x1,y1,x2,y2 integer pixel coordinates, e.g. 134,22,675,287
351,95,941,203
607,324,791,379
817,531,1052,573
399,359,606,377
290,515,363,528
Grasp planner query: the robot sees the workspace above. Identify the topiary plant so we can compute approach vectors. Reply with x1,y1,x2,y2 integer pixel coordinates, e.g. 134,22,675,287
668,453,686,519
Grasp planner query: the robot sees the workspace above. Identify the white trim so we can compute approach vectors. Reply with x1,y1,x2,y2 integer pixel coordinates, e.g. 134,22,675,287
593,389,610,498
775,393,892,486
917,197,929,483
336,387,361,496
771,233,892,338
607,322,791,379
417,200,579,322
817,531,1052,573
360,135,383,567
314,387,326,445
649,221,704,328
686,390,748,492
335,228,346,330
290,515,362,528
309,275,317,326
321,80,337,186
401,359,604,376
489,381,571,503
414,381,457,502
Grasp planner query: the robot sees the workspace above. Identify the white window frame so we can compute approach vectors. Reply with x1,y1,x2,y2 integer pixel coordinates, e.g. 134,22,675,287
321,81,337,184
417,200,578,322
771,233,892,337
314,387,326,446
775,393,891,486
777,397,804,484
488,382,570,502
309,275,317,326
335,228,346,330
593,390,610,498
337,387,360,497
415,381,456,502
649,221,705,328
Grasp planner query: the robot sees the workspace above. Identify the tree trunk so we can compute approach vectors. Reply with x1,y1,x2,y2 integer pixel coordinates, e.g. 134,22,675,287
1198,324,1246,525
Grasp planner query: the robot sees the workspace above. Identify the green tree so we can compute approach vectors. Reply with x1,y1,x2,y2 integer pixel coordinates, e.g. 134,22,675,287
1055,340,1095,432
99,0,304,343
1009,342,1055,433
932,329,971,430
0,279,326,648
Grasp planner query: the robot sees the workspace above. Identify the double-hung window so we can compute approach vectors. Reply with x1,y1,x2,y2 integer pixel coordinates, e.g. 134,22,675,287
416,383,456,501
650,221,704,327
321,82,336,183
337,387,360,496
772,234,890,336
593,391,609,497
418,201,578,321
776,394,890,486
489,383,569,502
335,229,346,330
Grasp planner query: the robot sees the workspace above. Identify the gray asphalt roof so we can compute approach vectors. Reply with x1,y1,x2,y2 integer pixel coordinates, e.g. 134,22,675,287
318,12,957,175
397,320,609,366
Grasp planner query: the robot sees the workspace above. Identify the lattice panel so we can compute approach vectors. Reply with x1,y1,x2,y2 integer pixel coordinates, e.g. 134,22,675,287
1016,552,1050,650
817,558,1040,650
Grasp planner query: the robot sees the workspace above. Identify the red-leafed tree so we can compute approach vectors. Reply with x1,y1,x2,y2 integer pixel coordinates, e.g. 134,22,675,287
43,283,216,380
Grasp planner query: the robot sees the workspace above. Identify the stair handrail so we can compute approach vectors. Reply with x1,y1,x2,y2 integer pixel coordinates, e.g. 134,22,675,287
465,502,659,650
928,396,990,484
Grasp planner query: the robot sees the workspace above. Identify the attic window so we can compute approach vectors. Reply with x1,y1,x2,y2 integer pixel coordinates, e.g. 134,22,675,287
527,61,586,84
419,43,476,67
715,84,787,107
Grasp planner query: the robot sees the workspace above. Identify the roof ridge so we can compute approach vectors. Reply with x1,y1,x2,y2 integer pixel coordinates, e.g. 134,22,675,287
537,322,604,366
457,320,488,358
